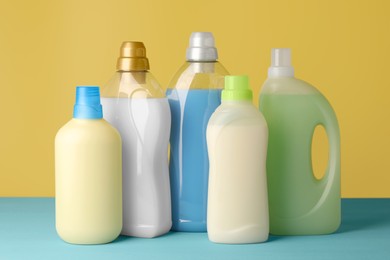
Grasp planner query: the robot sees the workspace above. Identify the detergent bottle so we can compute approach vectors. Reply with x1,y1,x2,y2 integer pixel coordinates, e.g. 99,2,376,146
207,75,269,244
101,42,171,238
167,32,229,232
259,48,341,235
55,86,122,244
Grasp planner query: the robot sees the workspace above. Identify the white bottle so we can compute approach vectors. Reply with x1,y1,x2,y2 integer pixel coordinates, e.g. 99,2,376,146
207,76,269,244
55,86,122,244
101,42,171,238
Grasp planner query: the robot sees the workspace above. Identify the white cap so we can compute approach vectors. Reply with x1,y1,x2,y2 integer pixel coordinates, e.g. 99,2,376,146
186,32,218,62
268,48,294,77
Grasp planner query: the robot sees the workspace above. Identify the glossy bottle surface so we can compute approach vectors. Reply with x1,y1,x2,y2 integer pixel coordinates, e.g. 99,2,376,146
101,95,171,238
101,42,171,238
167,61,228,232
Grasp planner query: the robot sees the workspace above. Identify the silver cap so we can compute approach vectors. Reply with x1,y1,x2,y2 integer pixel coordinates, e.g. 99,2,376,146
186,32,218,62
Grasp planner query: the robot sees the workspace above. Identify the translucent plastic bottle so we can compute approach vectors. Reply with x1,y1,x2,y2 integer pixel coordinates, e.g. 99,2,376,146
207,76,269,244
101,42,171,238
259,48,341,235
167,32,229,232
55,86,122,244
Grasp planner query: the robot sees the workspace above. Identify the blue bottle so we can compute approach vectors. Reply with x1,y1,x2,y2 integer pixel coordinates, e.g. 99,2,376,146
167,32,229,232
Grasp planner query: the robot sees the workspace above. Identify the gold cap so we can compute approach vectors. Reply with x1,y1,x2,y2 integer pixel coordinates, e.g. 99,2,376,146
116,41,150,72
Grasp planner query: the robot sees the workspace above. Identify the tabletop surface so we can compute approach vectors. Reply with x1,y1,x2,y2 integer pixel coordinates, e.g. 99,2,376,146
0,198,389,260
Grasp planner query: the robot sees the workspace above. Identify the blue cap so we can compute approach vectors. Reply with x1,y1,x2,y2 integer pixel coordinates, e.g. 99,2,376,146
73,86,103,119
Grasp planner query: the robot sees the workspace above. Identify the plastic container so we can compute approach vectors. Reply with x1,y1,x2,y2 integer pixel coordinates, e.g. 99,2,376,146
207,76,269,244
101,42,171,238
55,86,122,244
167,32,229,232
259,48,341,235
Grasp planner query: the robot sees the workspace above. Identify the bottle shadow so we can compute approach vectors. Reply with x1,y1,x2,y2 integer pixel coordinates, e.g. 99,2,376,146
112,199,390,244
268,199,390,236
113,231,178,243
267,235,285,242
113,235,132,243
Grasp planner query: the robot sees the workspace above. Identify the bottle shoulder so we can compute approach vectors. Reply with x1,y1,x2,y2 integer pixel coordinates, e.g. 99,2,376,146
209,102,267,127
261,77,321,95
56,119,121,142
101,97,171,119
167,61,229,90
101,71,165,99
259,77,338,121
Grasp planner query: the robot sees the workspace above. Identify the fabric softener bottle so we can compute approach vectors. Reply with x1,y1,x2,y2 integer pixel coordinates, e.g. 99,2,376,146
55,86,122,244
167,32,229,232
101,42,172,238
207,76,269,244
259,48,341,235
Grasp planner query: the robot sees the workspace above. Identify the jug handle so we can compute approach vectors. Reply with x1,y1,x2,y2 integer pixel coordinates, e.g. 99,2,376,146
309,98,341,212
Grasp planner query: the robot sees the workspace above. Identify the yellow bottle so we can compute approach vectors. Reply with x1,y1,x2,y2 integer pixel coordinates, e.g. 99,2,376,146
55,86,122,244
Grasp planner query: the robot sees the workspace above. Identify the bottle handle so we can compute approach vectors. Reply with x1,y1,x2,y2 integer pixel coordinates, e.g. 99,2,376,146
308,98,340,213
317,99,340,183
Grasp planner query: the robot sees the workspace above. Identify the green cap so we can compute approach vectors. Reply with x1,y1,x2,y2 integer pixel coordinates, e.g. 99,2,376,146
222,75,253,101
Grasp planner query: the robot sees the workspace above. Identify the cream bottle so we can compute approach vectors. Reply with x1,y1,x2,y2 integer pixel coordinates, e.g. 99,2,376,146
207,76,269,244
55,86,122,244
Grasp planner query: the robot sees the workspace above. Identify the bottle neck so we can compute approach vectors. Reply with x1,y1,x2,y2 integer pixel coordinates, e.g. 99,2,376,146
221,99,253,105
186,48,218,62
268,67,294,78
187,61,216,73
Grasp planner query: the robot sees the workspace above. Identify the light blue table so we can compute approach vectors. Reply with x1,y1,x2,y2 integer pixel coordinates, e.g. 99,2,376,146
0,198,389,259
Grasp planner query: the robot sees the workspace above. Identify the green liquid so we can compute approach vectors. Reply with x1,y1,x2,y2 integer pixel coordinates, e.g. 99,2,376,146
259,93,340,235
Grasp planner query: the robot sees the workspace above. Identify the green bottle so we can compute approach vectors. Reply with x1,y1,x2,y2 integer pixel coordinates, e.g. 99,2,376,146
259,48,340,235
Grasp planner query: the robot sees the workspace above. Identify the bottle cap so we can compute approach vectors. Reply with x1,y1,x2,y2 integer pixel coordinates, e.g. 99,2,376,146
73,86,103,119
222,75,253,101
116,41,150,71
268,48,294,77
186,32,218,61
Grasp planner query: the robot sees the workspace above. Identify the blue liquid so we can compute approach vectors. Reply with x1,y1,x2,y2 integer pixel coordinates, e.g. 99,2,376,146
167,89,222,232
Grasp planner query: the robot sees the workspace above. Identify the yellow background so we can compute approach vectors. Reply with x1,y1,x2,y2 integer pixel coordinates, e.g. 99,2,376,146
0,0,389,197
